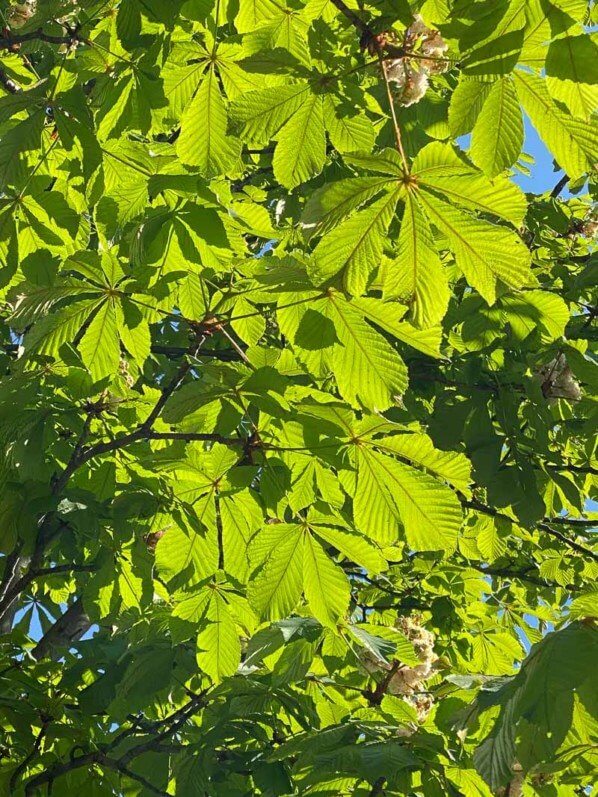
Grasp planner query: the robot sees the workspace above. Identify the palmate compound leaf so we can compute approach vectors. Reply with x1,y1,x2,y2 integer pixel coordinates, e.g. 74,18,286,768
353,445,462,550
471,622,598,790
305,142,531,316
247,523,350,626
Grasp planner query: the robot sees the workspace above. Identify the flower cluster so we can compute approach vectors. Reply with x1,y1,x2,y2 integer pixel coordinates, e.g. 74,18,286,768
360,614,438,725
535,355,582,402
384,15,449,107
7,1,37,28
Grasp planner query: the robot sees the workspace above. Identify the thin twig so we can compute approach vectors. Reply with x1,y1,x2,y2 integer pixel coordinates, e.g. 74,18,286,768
379,57,409,173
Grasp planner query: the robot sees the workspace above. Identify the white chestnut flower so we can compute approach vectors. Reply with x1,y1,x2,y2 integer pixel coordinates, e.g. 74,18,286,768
396,67,429,107
535,355,582,402
7,1,37,28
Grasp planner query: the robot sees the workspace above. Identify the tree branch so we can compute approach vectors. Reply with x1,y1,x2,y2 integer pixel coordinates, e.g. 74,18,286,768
329,0,372,36
476,565,579,592
151,345,241,361
0,28,86,50
22,690,210,794
463,500,597,561
550,173,569,198
32,597,91,660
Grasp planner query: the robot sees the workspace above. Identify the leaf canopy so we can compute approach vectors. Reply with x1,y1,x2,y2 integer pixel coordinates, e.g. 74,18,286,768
0,1,596,795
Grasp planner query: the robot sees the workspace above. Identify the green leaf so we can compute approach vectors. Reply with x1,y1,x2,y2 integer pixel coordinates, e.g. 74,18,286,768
417,190,532,305
302,176,390,236
196,591,241,682
354,446,462,550
514,70,596,180
310,523,387,574
273,94,326,189
449,78,493,137
248,524,304,621
323,95,376,154
78,299,121,381
177,68,241,176
384,191,450,327
413,142,528,226
470,77,524,177
322,291,409,411
232,84,309,145
372,432,472,495
302,532,350,628
351,296,443,357
545,35,598,119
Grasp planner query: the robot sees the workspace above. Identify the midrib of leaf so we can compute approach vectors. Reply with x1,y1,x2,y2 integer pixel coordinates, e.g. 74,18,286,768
327,294,371,365
405,192,419,295
118,557,140,607
491,81,507,175
205,68,216,166
243,83,311,124
80,297,112,360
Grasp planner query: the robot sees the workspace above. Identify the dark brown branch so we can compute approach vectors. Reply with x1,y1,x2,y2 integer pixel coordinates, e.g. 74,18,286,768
329,0,372,35
537,522,596,560
550,173,569,198
78,430,244,464
23,691,210,793
543,516,596,528
0,560,96,619
98,756,170,796
366,661,402,706
0,28,85,49
24,752,99,796
477,565,579,592
370,777,387,796
545,463,598,476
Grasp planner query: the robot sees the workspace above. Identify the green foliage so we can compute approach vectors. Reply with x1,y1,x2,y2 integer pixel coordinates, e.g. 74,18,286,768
0,0,596,795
